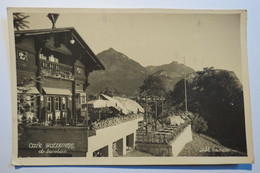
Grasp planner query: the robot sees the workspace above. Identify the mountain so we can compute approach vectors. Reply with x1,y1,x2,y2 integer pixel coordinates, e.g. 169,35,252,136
87,48,196,96
87,48,148,96
146,61,195,78
146,61,196,91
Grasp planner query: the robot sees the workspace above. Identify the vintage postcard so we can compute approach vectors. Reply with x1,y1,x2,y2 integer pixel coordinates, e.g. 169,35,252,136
7,8,254,165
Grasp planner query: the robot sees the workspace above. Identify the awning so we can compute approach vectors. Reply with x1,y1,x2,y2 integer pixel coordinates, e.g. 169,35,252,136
17,87,39,94
87,99,115,108
43,87,72,96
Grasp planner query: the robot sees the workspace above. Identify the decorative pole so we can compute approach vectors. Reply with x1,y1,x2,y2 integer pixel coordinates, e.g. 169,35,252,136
47,13,59,29
145,95,148,135
85,95,89,127
155,99,158,120
155,98,158,130
161,97,165,117
161,98,164,128
183,56,188,112
99,109,101,121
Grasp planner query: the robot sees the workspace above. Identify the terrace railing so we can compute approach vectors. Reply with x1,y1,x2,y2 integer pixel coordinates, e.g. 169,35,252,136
136,121,190,144
91,113,143,130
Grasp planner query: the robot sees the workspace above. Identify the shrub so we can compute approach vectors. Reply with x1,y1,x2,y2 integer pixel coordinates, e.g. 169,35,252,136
191,114,208,134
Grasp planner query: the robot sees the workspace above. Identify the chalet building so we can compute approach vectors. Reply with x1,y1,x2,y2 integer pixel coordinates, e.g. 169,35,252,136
15,27,105,126
16,26,144,158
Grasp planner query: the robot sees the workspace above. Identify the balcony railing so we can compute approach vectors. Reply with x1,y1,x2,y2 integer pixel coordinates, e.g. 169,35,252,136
39,59,74,80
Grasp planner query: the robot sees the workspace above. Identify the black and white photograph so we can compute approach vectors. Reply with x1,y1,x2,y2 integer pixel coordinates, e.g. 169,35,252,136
8,8,253,165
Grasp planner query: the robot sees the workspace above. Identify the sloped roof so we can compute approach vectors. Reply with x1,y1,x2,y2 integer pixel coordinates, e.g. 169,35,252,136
113,96,144,113
101,94,129,114
87,99,115,108
100,94,145,115
15,27,105,71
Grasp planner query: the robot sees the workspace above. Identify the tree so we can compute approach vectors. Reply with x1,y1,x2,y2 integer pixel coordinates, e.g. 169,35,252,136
191,113,208,133
170,67,247,153
13,13,29,31
140,75,166,97
17,76,41,124
100,87,119,97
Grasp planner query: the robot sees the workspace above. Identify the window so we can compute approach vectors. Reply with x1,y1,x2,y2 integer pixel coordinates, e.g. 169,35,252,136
30,96,34,112
17,95,21,114
25,95,31,112
18,97,25,114
80,93,86,104
55,97,60,111
47,97,52,111
17,50,27,61
62,97,67,110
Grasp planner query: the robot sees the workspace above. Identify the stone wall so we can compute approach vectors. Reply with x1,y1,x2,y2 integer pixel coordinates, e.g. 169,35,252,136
136,125,192,156
170,124,192,156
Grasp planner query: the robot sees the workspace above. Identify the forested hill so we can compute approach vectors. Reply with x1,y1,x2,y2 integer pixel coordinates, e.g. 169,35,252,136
87,48,195,95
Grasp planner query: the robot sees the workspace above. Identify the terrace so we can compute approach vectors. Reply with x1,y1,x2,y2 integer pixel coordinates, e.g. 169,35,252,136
91,113,143,130
135,112,193,156
136,121,190,144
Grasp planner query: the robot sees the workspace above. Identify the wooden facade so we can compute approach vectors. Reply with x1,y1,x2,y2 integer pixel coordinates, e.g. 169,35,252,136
15,27,105,126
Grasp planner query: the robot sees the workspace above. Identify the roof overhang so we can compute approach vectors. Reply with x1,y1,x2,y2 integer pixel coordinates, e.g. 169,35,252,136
15,27,105,71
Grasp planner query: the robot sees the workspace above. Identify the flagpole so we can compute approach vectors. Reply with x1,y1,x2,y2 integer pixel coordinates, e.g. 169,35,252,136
183,56,188,112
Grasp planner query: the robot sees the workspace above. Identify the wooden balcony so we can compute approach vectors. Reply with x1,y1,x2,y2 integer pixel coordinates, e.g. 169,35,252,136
39,59,74,80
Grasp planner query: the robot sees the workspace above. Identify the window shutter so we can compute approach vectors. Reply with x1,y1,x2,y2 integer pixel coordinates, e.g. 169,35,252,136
43,96,48,122
44,96,47,108
59,97,61,111
65,97,68,111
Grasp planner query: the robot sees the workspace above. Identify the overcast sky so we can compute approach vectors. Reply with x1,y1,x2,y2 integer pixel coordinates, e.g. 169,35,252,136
23,11,242,80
